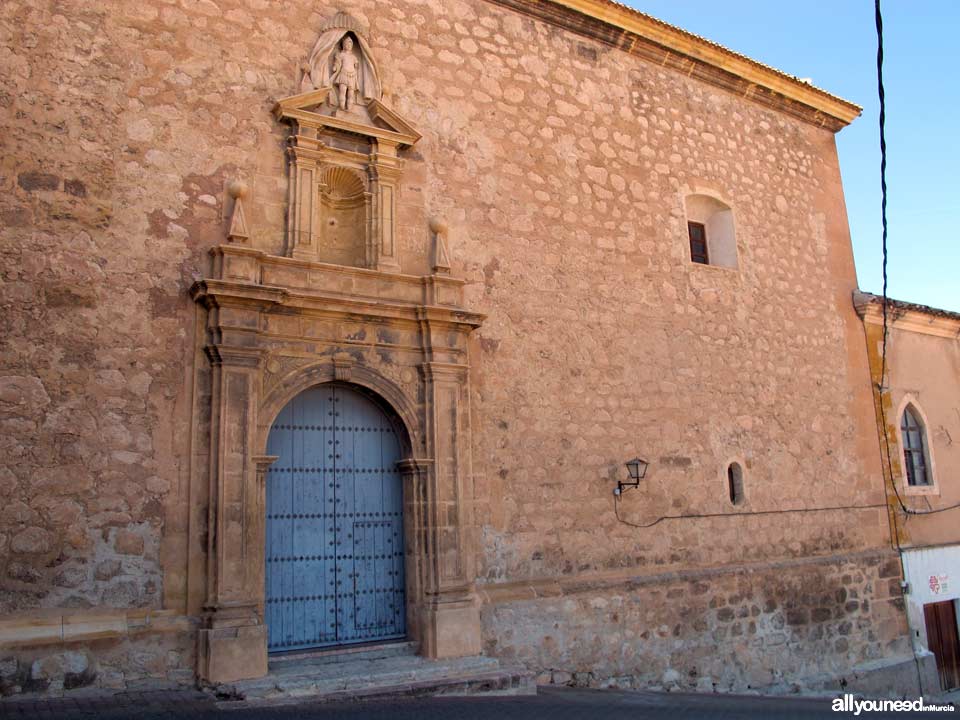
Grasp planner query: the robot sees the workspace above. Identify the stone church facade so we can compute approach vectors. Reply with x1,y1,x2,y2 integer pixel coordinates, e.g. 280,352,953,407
0,0,921,697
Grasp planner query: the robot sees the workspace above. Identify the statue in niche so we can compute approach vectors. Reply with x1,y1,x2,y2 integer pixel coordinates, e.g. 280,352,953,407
330,36,360,111
299,14,382,108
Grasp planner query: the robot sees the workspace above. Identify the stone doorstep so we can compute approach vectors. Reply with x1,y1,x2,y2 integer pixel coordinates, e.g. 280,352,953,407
217,650,535,705
243,654,501,691
268,640,419,670
218,668,536,708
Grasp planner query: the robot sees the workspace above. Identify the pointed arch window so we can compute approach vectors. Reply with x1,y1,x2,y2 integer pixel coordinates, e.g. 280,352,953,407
900,405,931,487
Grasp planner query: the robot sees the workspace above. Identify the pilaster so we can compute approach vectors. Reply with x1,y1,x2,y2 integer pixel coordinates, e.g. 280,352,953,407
287,141,320,260
415,360,481,658
198,342,269,683
370,139,403,273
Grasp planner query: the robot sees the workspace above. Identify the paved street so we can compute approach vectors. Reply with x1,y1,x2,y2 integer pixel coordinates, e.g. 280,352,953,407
0,687,956,720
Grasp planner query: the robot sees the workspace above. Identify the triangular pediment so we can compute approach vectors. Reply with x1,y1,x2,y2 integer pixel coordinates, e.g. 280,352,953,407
273,87,332,115
273,89,420,147
366,100,420,142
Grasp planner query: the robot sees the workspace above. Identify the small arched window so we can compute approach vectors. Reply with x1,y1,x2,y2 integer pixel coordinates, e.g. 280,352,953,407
900,405,931,487
685,194,737,268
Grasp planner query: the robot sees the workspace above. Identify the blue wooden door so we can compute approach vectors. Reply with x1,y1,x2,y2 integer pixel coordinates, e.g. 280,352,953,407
265,384,405,652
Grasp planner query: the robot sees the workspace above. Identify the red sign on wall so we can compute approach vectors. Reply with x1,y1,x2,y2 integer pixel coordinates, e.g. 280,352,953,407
929,574,949,595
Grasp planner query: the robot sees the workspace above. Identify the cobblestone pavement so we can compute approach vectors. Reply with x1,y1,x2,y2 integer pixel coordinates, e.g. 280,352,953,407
0,687,954,719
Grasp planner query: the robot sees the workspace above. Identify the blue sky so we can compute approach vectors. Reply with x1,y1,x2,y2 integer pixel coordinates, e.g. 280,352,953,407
629,1,960,311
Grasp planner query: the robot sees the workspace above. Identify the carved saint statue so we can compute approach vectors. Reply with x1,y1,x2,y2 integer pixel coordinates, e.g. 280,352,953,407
298,16,382,109
330,36,360,111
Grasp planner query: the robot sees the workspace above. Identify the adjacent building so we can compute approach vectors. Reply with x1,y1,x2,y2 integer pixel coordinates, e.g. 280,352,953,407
0,0,930,698
855,292,960,692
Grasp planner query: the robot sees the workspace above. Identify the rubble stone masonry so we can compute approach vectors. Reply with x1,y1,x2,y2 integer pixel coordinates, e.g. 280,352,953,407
0,0,914,696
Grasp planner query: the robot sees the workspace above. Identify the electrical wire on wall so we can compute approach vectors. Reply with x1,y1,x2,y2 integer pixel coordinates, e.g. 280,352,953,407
612,498,888,529
873,0,960,520
875,6,921,699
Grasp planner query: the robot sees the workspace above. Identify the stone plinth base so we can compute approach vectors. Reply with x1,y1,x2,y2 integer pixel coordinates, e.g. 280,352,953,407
420,598,482,659
198,624,267,684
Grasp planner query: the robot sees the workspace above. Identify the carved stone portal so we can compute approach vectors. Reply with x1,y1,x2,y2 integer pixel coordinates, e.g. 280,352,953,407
277,13,419,273
193,13,482,686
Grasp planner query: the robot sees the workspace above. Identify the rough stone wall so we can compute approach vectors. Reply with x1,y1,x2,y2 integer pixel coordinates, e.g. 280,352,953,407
0,632,193,697
438,12,882,582
0,6,200,615
480,551,911,693
1,0,898,695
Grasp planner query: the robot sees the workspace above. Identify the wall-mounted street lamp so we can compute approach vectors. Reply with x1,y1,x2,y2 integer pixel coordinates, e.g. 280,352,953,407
614,457,649,496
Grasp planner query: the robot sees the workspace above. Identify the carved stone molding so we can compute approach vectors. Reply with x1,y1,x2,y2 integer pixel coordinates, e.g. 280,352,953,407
274,15,420,273
429,218,451,275
226,180,250,245
191,242,485,681
190,12,484,684
332,352,354,381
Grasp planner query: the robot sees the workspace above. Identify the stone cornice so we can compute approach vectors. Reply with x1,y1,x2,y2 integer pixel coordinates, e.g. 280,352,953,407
854,292,960,340
205,246,480,311
491,0,861,131
0,609,194,648
274,93,421,147
284,291,487,330
191,276,485,332
191,279,289,309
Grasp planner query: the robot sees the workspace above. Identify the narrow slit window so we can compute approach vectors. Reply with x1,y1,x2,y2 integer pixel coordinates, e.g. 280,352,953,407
727,463,744,505
901,406,932,486
688,221,709,264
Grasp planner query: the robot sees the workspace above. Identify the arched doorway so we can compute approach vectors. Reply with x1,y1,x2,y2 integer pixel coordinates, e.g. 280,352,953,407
264,383,406,652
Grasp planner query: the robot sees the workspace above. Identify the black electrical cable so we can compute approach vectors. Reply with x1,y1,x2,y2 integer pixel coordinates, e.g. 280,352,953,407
873,0,960,519
873,0,906,553
613,494,887,529
875,1,927,697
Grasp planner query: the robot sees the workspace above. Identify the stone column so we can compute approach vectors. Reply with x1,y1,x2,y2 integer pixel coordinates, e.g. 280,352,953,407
251,454,279,619
398,458,428,646
416,361,481,658
197,342,270,684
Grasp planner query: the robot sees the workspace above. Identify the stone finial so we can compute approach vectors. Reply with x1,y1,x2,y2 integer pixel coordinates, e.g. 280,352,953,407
227,179,247,197
227,180,249,244
430,218,450,275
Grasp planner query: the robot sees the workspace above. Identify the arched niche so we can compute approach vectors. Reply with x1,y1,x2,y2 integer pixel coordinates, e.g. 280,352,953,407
318,166,370,268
